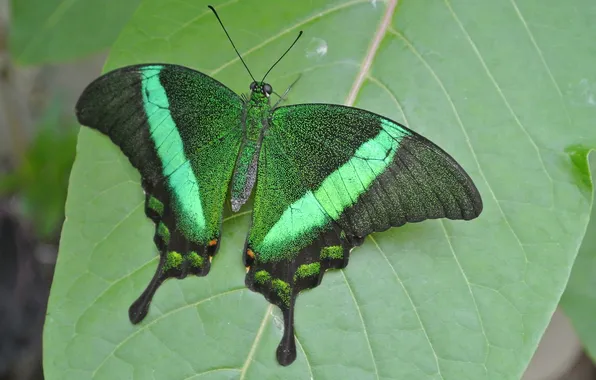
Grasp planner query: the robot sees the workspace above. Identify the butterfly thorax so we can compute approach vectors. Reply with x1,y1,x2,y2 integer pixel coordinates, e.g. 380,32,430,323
230,82,273,212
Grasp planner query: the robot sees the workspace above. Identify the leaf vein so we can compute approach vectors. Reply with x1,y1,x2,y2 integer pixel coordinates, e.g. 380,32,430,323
182,368,241,380
239,304,273,379
346,0,398,105
340,270,380,379
442,0,555,205
508,0,573,126
295,334,314,378
90,288,246,378
369,235,445,379
439,221,489,373
388,27,532,264
210,0,370,77
165,0,241,39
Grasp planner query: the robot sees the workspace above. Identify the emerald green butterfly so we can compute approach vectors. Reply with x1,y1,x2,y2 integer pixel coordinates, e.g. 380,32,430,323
75,6,482,366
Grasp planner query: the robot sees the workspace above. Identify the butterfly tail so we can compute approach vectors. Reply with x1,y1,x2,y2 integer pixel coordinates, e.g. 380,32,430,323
277,296,297,366
128,182,215,324
245,226,354,365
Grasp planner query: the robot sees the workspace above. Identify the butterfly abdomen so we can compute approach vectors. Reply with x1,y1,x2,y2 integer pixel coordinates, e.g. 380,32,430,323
230,140,260,212
230,94,272,211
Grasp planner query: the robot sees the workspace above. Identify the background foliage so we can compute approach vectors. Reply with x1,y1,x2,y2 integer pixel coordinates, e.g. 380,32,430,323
9,0,140,64
14,0,594,379
561,154,596,361
0,103,77,240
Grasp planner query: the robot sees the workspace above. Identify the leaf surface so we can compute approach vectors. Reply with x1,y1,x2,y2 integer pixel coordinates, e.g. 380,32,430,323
561,153,596,361
45,0,596,379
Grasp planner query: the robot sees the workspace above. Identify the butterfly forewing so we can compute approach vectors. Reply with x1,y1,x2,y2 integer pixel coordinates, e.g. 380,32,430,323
76,64,244,322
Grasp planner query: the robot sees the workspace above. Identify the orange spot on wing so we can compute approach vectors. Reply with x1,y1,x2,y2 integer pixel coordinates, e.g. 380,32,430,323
208,239,218,247
246,249,255,259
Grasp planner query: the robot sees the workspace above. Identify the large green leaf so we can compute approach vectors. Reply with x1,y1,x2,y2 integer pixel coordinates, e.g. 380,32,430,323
45,0,596,379
561,153,596,360
9,0,141,65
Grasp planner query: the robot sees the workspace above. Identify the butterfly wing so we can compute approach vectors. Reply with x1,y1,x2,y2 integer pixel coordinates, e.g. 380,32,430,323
76,64,243,323
245,103,482,365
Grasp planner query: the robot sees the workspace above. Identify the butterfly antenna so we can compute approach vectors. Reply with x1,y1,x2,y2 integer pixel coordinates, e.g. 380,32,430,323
262,31,303,82
208,5,257,82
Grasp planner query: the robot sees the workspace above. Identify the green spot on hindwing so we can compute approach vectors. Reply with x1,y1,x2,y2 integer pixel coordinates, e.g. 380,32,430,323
164,251,183,271
294,262,321,280
271,279,291,306
141,66,207,242
187,252,204,268
148,196,164,216
157,222,170,244
254,270,272,285
321,245,343,260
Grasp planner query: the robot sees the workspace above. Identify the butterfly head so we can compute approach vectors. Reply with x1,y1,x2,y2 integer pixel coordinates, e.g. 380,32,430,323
250,81,273,98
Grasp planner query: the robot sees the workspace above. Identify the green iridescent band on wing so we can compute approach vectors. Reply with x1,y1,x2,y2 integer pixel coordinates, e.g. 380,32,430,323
255,120,408,260
140,65,244,244
249,104,481,263
141,66,208,242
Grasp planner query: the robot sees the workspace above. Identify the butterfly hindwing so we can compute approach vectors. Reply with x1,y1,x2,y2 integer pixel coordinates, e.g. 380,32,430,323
245,104,483,365
76,64,243,322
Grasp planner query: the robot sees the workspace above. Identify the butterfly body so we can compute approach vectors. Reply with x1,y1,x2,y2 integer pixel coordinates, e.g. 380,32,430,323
77,61,482,366
231,81,273,211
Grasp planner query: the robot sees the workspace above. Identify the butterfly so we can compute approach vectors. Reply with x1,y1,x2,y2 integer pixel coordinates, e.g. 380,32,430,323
75,5,483,366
